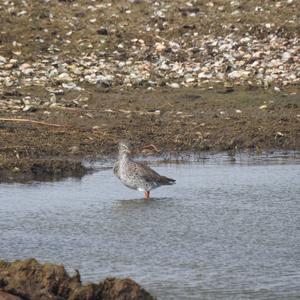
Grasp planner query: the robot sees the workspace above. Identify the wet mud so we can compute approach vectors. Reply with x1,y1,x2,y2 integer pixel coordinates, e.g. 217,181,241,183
0,86,299,182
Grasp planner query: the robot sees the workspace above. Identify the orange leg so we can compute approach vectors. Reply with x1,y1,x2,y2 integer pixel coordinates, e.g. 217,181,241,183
144,191,150,199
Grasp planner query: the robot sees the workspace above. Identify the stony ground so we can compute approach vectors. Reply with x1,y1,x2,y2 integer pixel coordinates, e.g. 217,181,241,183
0,0,299,91
0,0,299,182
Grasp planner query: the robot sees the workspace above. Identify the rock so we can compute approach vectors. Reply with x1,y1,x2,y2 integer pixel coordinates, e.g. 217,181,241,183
228,70,250,80
230,0,240,7
274,86,280,92
282,52,291,61
57,72,72,82
185,77,195,83
0,55,7,65
4,78,14,87
198,72,212,79
0,259,155,300
155,42,166,52
169,41,180,52
23,105,37,112
69,145,80,154
259,104,267,109
19,63,34,75
62,82,81,90
168,83,180,88
48,69,59,77
96,75,114,87
97,27,108,35
276,131,284,137
0,291,22,300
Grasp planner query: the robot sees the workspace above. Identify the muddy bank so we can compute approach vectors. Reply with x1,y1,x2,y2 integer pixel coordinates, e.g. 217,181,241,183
0,87,299,182
0,159,88,183
0,0,299,183
0,259,155,300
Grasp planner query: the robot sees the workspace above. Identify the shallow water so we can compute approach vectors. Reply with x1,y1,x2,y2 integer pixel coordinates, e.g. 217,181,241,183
1,158,300,300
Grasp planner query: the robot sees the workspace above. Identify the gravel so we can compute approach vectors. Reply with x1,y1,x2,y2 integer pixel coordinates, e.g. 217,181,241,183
0,0,299,111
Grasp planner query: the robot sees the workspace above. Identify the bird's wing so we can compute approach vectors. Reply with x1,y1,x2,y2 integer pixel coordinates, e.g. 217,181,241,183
133,161,176,185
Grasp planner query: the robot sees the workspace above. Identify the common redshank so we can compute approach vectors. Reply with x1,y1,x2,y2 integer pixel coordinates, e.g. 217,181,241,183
114,140,176,199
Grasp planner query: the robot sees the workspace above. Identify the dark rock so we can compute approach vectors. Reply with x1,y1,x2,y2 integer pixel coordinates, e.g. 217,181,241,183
191,47,200,54
97,28,108,35
0,291,22,300
182,24,196,30
0,259,155,300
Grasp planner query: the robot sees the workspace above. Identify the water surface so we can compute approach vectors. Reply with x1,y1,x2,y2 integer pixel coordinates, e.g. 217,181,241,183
0,158,300,299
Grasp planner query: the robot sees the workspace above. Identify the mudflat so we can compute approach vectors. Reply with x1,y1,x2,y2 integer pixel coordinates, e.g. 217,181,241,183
0,0,299,182
0,86,299,182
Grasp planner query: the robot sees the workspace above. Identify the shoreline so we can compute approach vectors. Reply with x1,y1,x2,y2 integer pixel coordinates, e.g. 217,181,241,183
1,149,299,184
1,86,299,183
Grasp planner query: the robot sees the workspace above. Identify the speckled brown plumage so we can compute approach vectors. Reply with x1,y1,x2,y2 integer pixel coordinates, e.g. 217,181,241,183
114,140,175,198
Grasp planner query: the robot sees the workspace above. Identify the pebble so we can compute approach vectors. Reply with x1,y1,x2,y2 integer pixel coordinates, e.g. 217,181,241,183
155,43,166,52
0,56,7,64
274,86,281,92
97,27,108,35
282,52,291,61
276,131,284,137
62,82,81,90
23,105,37,112
169,83,180,89
57,73,72,82
69,146,80,154
259,105,268,109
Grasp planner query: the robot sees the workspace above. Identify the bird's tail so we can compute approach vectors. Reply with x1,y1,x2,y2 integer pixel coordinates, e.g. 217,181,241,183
162,176,176,185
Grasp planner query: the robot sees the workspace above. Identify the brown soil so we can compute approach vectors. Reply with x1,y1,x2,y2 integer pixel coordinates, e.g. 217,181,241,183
0,85,299,182
0,258,155,300
0,0,298,60
0,0,299,182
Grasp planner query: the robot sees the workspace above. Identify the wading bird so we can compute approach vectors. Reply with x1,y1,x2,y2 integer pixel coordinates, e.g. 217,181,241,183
114,140,176,199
